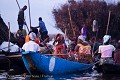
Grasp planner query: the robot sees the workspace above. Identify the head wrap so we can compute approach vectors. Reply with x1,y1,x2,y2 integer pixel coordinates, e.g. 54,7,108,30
103,35,111,44
29,32,36,41
78,35,86,41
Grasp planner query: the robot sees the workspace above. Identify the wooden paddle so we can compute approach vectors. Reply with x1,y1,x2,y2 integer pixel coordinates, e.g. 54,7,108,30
6,54,22,58
45,54,68,56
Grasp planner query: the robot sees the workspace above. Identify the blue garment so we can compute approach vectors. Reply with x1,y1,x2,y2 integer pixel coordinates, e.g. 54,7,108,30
39,20,47,33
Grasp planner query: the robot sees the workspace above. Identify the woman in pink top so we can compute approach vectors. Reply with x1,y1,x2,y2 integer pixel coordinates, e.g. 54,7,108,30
98,35,115,65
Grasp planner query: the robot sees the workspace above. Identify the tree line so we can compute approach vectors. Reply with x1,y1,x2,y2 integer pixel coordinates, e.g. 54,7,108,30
52,0,120,40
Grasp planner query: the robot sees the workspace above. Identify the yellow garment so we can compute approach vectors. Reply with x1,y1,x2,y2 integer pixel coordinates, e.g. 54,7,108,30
77,44,93,63
16,29,27,38
77,44,91,54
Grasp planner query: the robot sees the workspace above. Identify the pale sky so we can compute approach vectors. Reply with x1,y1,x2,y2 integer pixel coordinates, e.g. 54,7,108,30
0,0,69,34
0,0,118,34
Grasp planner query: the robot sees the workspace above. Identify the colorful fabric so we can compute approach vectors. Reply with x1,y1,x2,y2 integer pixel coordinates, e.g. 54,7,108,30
55,44,65,54
77,44,91,54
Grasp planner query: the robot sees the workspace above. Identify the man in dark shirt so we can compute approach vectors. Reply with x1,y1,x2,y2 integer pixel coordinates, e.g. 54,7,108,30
17,5,27,29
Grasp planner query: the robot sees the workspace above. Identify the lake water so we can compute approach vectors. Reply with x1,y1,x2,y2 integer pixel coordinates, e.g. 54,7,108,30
0,70,120,80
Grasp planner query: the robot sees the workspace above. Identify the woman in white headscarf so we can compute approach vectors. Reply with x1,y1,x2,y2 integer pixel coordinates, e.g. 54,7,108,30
22,32,40,52
75,35,93,63
98,35,116,65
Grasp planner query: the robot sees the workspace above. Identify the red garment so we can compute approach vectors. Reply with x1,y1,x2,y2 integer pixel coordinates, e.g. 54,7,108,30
55,43,67,59
55,44,66,54
114,49,120,64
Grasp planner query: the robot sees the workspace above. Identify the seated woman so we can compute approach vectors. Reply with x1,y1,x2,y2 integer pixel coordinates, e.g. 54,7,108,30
53,33,67,59
25,28,40,45
22,32,40,52
16,27,27,48
98,35,116,65
75,35,93,63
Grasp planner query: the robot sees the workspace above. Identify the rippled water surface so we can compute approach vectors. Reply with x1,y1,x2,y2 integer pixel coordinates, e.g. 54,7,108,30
0,70,120,80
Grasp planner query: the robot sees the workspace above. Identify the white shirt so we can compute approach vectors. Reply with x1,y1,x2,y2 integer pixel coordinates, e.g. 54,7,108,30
22,41,40,52
98,44,116,58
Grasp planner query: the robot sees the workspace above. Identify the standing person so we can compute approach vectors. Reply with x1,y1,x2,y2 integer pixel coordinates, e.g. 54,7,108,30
31,17,48,41
22,32,40,52
17,5,27,29
98,35,116,65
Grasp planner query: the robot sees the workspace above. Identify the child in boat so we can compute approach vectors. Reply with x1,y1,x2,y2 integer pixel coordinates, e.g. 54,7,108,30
75,35,93,63
98,35,116,65
53,33,67,59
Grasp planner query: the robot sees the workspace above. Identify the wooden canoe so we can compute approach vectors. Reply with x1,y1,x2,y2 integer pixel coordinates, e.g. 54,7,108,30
22,51,92,75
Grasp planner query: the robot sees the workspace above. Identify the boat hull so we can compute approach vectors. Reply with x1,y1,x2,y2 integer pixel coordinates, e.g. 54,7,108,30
102,63,120,74
0,52,27,73
95,62,120,74
22,51,92,75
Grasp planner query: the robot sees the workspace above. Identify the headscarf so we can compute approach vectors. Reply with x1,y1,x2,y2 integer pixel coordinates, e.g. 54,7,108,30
81,25,87,37
78,35,86,41
103,35,111,44
29,32,36,41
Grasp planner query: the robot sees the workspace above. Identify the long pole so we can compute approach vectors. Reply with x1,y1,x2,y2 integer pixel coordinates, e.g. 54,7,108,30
92,28,99,57
68,5,75,36
106,11,111,35
8,22,10,52
16,0,20,9
28,0,32,30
